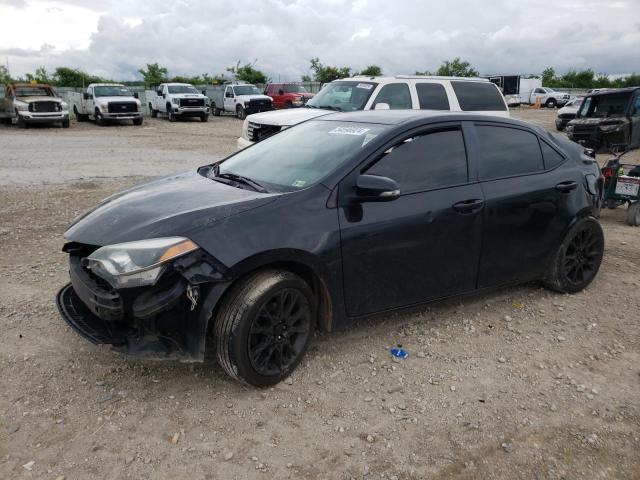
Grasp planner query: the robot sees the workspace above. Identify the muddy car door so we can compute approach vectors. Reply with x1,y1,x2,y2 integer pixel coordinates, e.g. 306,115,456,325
338,123,484,317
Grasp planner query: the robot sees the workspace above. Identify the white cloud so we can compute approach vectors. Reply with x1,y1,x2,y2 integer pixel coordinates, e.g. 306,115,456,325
0,0,639,81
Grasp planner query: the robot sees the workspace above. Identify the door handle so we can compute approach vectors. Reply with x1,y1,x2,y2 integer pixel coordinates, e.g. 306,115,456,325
556,181,578,193
452,199,484,214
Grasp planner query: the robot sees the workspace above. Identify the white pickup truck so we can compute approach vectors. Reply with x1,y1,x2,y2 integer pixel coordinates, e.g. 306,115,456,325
68,84,143,125
206,82,273,120
146,83,209,122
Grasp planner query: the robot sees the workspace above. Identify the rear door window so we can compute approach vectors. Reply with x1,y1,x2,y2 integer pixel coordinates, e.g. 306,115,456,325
365,127,468,192
476,125,544,180
372,83,412,109
416,83,450,110
452,82,507,111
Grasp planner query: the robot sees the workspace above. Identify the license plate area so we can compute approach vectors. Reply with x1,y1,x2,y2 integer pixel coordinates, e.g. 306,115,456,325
614,176,640,197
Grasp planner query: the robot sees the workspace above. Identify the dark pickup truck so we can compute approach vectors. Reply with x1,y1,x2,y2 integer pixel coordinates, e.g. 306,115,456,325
566,87,640,151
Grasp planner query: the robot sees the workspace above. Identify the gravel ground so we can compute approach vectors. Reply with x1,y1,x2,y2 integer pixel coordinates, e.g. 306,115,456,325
0,109,639,480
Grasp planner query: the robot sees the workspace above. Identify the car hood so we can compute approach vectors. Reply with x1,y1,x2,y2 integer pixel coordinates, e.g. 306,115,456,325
94,96,139,104
16,96,62,103
64,170,279,247
558,105,579,115
246,107,332,127
170,94,207,99
236,94,272,102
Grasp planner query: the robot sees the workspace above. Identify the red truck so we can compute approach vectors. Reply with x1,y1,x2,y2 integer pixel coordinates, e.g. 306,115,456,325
264,83,315,109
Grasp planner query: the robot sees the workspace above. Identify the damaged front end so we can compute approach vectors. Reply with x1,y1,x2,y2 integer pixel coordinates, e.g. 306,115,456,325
567,117,630,151
56,239,229,362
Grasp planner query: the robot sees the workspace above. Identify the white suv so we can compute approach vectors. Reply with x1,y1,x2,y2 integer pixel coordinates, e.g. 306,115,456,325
237,75,509,148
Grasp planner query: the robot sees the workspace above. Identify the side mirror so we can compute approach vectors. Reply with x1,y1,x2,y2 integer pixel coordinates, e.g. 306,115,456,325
133,92,139,99
354,174,400,202
278,89,284,95
83,92,90,100
374,102,390,110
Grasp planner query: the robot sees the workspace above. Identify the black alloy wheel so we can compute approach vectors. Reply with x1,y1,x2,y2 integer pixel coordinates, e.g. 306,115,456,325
248,288,312,377
543,218,604,293
215,270,315,387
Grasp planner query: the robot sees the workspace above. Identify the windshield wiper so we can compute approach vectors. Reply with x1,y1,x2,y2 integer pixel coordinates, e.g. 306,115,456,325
318,105,343,111
216,172,268,193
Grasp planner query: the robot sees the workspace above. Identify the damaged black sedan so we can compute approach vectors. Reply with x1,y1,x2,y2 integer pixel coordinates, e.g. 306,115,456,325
58,111,604,387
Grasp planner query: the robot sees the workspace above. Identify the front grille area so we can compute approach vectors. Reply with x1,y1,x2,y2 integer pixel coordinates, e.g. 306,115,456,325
249,99,272,108
179,98,205,108
247,122,282,142
573,124,598,134
108,102,137,114
29,101,59,113
558,113,576,119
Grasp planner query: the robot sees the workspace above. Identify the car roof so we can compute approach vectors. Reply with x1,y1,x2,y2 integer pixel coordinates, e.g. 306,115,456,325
338,75,491,83
10,83,53,88
588,87,640,97
316,110,535,129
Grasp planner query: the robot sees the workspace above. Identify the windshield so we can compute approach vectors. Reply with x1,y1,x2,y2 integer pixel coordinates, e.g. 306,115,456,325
234,85,261,96
306,81,377,111
217,120,388,192
284,84,308,93
168,85,199,94
14,87,54,97
578,92,632,118
94,85,133,97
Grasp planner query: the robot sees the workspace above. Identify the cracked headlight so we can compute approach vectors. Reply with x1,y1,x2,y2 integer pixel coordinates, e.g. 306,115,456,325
86,237,199,288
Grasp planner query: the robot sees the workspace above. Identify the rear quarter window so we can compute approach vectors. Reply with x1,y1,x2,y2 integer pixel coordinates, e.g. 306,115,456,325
540,141,566,169
452,81,507,111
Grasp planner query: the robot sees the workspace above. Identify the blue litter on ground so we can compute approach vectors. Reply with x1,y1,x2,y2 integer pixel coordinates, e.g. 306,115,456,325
390,348,409,359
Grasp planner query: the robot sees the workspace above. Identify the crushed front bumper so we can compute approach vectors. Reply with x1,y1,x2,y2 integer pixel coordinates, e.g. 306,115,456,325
56,249,230,362
19,112,69,123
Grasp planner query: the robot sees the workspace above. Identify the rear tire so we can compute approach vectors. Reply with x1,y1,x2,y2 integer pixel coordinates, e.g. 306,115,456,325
214,270,315,387
542,217,604,293
545,98,557,108
627,202,640,226
236,105,246,120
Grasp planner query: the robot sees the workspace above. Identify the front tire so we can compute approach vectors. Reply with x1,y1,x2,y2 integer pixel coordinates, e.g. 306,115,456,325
545,98,557,108
200,113,209,122
543,218,604,293
16,114,27,128
150,103,158,118
215,270,315,387
61,118,70,128
133,117,143,126
236,105,246,120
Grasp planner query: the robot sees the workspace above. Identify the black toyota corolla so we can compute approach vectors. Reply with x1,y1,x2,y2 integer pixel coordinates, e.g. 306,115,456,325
58,110,604,386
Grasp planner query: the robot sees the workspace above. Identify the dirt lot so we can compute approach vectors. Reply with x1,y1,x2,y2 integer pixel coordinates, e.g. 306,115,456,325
0,110,639,480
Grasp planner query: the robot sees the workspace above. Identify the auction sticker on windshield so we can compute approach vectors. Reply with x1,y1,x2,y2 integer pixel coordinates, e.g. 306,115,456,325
356,83,373,90
329,126,370,136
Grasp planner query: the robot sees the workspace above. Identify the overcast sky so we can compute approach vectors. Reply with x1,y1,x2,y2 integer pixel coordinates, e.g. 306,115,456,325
1,0,639,81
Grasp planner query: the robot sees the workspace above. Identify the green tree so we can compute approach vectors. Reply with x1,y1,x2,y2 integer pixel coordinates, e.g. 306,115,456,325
138,63,168,87
541,67,556,87
359,65,383,76
52,67,107,87
227,60,268,84
0,65,11,84
307,58,351,84
436,58,478,77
